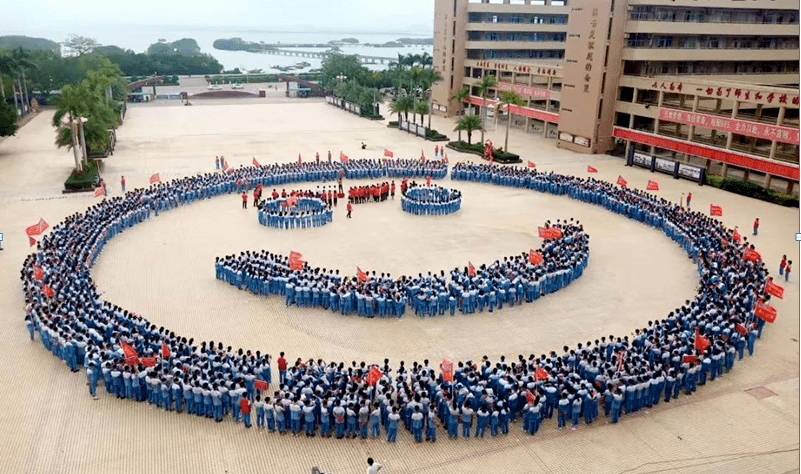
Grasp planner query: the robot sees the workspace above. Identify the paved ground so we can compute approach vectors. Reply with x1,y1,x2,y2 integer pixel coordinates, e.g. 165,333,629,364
0,99,797,474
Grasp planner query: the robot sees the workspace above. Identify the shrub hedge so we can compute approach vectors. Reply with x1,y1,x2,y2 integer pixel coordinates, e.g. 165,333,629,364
705,175,799,207
447,141,521,164
64,160,100,190
426,129,449,141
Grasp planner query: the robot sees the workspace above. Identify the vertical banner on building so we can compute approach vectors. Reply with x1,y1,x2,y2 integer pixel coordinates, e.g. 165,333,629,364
558,0,613,151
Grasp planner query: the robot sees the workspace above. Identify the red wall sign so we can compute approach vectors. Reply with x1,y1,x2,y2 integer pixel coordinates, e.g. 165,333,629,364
613,127,799,181
659,108,799,146
467,96,560,124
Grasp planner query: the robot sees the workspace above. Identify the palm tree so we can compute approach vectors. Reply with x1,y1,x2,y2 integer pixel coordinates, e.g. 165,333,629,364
389,95,414,124
420,68,442,131
420,52,433,67
454,115,482,145
475,74,497,146
407,67,423,98
53,84,90,171
451,86,471,141
414,100,429,126
499,91,524,152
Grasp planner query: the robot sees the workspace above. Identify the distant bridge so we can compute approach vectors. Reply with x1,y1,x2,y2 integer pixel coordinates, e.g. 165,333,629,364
263,48,393,65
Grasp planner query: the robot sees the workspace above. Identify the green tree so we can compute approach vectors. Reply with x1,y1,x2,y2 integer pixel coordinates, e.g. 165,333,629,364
0,99,18,137
414,100,429,125
454,115,482,145
451,86,471,141
499,91,524,152
419,67,442,130
475,74,497,146
64,35,100,56
389,95,414,123
319,54,370,92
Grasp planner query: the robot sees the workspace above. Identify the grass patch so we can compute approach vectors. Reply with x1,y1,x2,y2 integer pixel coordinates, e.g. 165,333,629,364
705,175,798,207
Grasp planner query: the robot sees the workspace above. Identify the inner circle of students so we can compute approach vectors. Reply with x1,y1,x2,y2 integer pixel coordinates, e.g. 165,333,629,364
258,196,333,230
401,183,462,216
21,156,776,444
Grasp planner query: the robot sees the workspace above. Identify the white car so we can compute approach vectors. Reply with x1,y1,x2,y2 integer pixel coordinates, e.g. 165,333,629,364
231,83,244,90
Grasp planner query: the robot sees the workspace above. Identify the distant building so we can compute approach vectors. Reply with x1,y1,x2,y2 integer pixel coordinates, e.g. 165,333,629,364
432,0,799,193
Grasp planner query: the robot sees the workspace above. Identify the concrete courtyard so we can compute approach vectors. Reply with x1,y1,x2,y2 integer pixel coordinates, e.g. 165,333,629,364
0,97,797,474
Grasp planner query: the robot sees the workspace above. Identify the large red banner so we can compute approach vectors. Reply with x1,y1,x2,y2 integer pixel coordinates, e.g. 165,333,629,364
496,82,551,100
659,108,799,145
467,97,560,124
613,128,799,181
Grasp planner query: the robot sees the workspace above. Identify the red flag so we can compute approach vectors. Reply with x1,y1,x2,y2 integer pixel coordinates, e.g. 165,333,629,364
535,366,548,381
443,154,448,164
255,380,268,391
527,161,536,169
225,167,235,175
28,236,36,247
732,227,741,243
720,238,729,248
524,390,536,404
538,226,549,239
755,299,777,323
149,173,161,184
41,284,54,298
421,148,426,161
383,149,393,158
426,176,431,186
285,196,298,208
616,175,627,187
288,251,304,271
735,323,748,336
161,342,170,359
236,178,243,188
26,218,49,237
538,226,562,239
682,355,699,364
94,187,104,197
587,165,598,173
366,366,382,386
743,247,761,262
646,180,659,191
468,261,476,277
357,266,367,282
121,341,139,365
765,279,785,300
222,159,229,171
33,265,44,281
440,359,454,382
710,204,723,217
340,152,349,163
529,249,543,265
616,350,626,372
298,154,302,163
252,157,261,168
140,357,157,367
694,329,710,353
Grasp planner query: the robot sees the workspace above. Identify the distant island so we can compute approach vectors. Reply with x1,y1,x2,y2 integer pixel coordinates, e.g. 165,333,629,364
213,37,433,52
146,38,202,56
0,35,61,54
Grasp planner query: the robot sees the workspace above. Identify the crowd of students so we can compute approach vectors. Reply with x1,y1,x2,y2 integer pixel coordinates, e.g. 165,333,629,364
401,184,463,216
348,182,395,204
216,220,587,318
257,197,333,230
340,159,447,180
19,158,776,443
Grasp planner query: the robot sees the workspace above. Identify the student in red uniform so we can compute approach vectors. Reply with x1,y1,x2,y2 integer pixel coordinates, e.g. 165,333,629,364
779,255,787,276
686,192,692,209
120,175,126,193
278,352,288,385
752,218,759,236
240,396,252,428
347,200,353,218
241,192,248,209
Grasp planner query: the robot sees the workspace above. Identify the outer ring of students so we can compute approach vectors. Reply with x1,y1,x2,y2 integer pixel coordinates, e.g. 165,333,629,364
257,197,333,230
400,185,462,216
21,158,775,444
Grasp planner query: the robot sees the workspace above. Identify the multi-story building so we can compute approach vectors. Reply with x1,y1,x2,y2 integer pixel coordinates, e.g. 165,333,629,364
432,0,799,193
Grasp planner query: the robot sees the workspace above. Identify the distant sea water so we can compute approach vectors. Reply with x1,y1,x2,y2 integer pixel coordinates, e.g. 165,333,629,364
8,26,433,72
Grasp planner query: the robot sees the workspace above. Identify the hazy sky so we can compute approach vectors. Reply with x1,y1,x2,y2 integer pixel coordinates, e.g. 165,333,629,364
3,0,435,38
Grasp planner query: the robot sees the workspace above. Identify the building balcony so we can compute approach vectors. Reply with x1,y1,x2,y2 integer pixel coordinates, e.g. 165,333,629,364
465,40,565,50
466,22,568,33
624,20,799,36
621,47,798,62
467,3,569,15
625,0,798,10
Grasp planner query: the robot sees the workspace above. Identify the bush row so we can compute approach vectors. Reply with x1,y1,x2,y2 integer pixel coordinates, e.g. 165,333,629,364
64,160,101,190
705,175,799,207
447,141,521,164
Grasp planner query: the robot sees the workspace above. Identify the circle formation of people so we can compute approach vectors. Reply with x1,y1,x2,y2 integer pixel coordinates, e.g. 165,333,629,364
258,197,332,230
401,183,462,216
19,157,778,444
215,220,587,318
